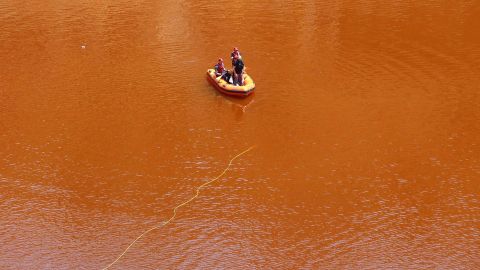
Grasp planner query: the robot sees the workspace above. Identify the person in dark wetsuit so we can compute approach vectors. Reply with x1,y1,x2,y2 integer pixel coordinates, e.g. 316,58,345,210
232,55,245,86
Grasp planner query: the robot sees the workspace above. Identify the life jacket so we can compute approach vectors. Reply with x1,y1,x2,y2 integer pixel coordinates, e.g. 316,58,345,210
231,51,241,59
215,62,225,73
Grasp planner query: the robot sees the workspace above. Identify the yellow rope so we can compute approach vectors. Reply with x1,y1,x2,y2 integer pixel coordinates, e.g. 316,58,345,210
101,146,255,270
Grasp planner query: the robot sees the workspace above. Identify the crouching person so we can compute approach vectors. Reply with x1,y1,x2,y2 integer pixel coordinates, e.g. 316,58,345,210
214,58,225,77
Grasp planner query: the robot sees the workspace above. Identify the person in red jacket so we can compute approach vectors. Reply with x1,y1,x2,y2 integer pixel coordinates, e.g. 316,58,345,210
214,58,232,82
230,47,242,67
214,58,225,76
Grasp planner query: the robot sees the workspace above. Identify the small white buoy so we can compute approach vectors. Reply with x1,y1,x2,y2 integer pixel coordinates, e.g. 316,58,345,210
81,44,86,49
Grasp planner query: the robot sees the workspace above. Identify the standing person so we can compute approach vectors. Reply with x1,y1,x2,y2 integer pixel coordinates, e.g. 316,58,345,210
230,47,242,67
233,55,245,86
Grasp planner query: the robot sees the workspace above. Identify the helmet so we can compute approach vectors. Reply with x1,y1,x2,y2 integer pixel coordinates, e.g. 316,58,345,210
233,47,238,51
218,58,223,62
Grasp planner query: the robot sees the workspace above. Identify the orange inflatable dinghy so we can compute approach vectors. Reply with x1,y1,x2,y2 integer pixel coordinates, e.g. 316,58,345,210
206,69,255,97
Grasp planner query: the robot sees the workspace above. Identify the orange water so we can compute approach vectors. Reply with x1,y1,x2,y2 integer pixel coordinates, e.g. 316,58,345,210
1,1,479,269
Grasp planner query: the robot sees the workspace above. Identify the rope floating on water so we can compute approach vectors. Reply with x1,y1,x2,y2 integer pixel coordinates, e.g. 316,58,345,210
101,146,255,270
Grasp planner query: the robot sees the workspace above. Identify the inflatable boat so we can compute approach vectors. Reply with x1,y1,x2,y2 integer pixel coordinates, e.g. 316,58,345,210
206,69,255,97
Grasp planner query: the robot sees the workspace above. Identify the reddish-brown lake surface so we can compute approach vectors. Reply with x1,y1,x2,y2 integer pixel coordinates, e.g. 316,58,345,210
1,1,479,269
